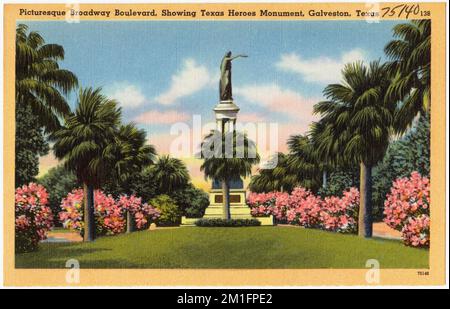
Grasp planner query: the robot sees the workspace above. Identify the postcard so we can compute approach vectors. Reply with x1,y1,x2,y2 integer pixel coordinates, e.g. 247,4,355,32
2,1,447,287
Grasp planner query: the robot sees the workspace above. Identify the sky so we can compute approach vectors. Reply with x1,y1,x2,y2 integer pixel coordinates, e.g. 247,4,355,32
25,20,401,189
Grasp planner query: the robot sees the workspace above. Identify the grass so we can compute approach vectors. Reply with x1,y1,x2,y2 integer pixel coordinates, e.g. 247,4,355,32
15,226,428,269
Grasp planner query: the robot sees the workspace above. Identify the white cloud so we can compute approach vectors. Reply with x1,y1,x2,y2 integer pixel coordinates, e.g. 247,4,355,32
236,84,301,107
235,84,320,154
234,83,319,122
133,110,190,124
107,82,147,108
276,48,367,83
155,58,215,105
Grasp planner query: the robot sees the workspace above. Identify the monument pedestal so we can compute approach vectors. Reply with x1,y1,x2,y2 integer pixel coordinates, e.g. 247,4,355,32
181,167,273,226
204,188,250,219
203,189,273,225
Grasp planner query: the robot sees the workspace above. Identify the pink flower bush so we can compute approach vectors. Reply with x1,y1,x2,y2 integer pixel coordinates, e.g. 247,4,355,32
59,188,121,235
247,191,288,219
247,186,359,233
320,188,359,233
59,189,84,231
117,195,160,230
384,172,430,247
15,183,53,252
95,191,125,235
402,215,430,247
286,189,322,228
273,192,291,220
59,189,160,236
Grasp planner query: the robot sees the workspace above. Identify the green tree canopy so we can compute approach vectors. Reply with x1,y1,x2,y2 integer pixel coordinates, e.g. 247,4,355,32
249,153,296,193
103,123,157,196
148,155,190,194
16,24,78,132
311,60,394,237
385,20,430,133
15,104,49,187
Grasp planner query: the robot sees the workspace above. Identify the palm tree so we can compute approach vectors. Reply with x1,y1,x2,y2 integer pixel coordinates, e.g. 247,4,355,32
384,20,430,133
249,135,326,193
312,61,394,238
52,87,121,241
104,123,157,232
249,153,297,193
106,123,156,191
286,134,324,191
248,172,274,193
16,24,78,132
200,130,260,219
149,155,190,194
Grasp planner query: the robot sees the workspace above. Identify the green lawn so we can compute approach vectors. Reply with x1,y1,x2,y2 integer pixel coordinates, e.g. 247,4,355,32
15,226,428,269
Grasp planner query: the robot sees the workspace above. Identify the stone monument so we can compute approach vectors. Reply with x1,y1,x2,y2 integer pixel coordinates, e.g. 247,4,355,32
181,51,273,225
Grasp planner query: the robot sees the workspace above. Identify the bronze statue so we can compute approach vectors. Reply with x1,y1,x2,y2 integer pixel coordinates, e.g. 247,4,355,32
219,51,248,101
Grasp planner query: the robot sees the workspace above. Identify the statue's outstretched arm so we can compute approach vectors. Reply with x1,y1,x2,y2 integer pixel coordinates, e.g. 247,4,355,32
230,54,248,60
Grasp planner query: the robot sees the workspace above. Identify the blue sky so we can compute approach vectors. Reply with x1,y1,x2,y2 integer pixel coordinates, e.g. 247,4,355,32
26,20,400,186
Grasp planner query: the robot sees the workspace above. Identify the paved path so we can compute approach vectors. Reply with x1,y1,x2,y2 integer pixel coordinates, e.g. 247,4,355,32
372,222,402,240
43,231,83,243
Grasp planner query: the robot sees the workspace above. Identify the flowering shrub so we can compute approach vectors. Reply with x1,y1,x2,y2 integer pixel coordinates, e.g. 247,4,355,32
287,188,322,228
15,183,53,253
384,172,430,247
59,189,160,236
59,188,84,231
117,195,160,230
247,191,288,219
247,186,359,233
59,189,119,236
95,191,124,235
320,188,359,233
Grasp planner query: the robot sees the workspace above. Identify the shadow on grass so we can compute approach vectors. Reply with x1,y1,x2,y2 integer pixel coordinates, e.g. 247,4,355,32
15,245,119,269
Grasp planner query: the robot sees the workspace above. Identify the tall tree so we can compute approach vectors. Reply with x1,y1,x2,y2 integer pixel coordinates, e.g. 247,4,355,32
312,61,394,238
148,155,190,194
15,24,78,187
200,130,259,219
16,24,78,132
384,20,430,133
52,87,121,241
104,123,156,194
286,134,325,191
250,134,328,194
104,123,156,232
